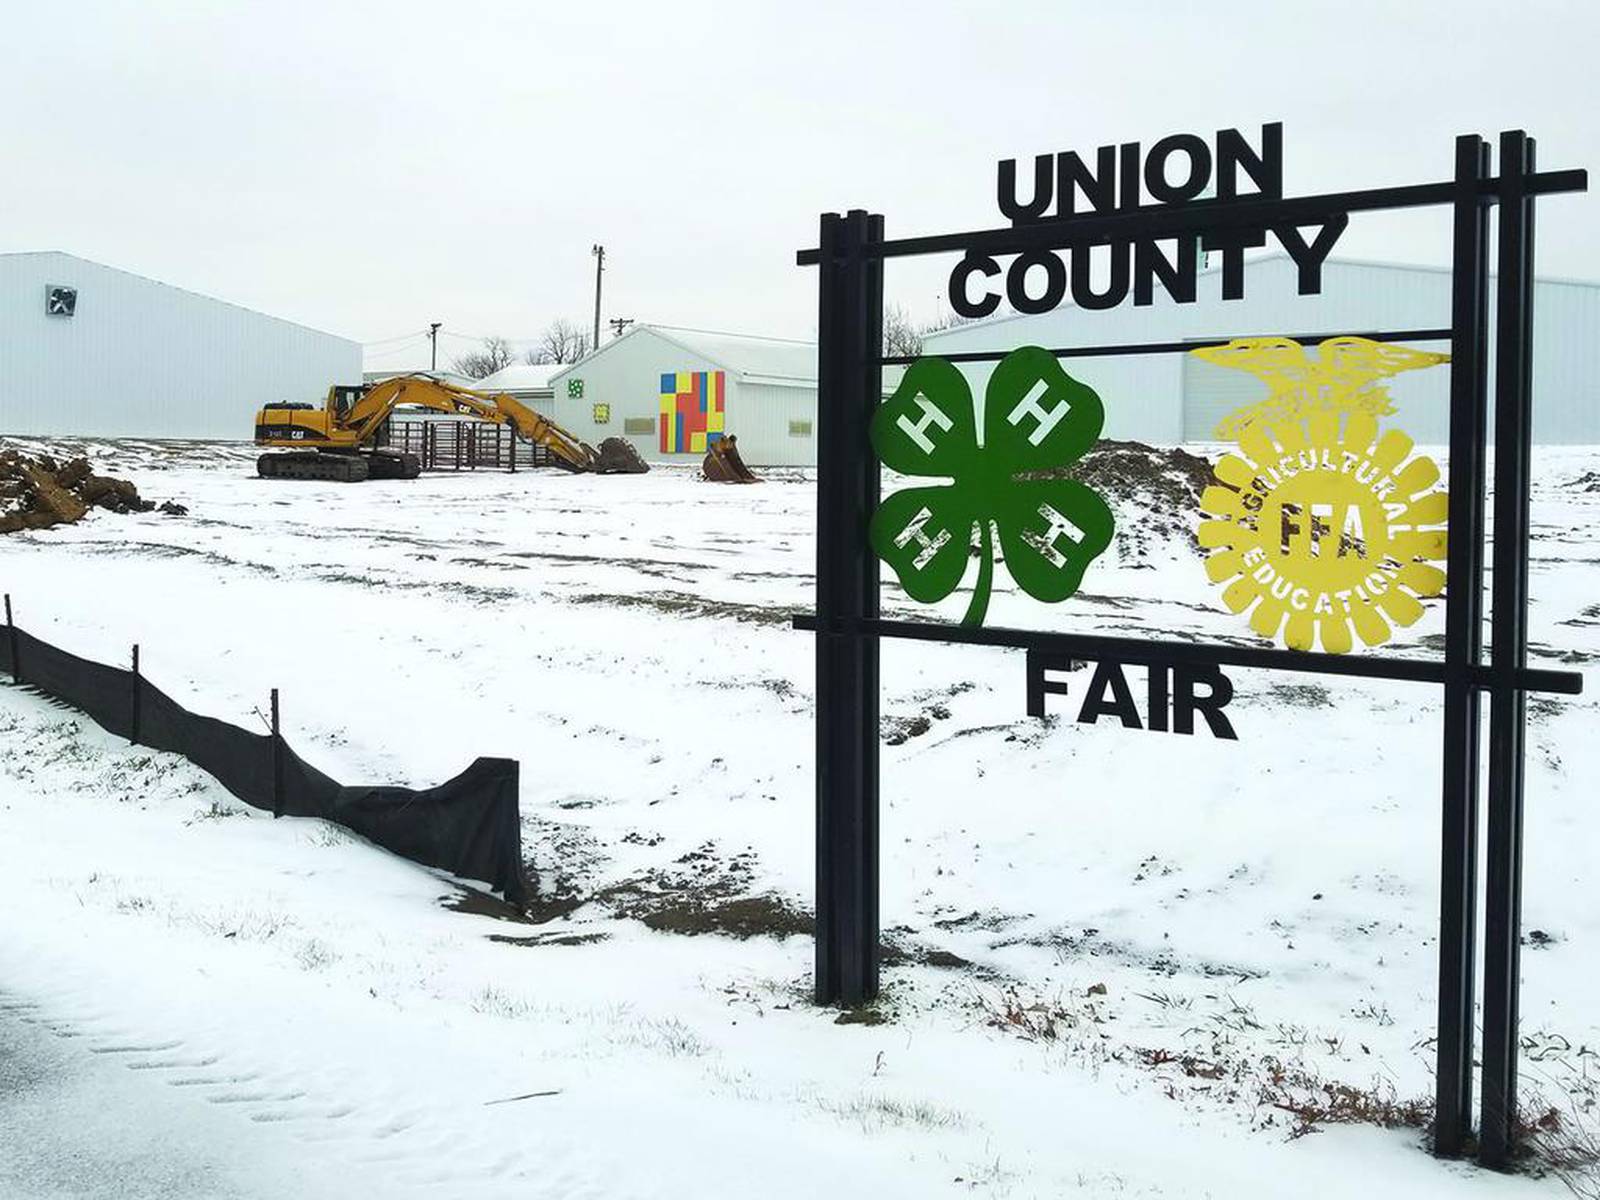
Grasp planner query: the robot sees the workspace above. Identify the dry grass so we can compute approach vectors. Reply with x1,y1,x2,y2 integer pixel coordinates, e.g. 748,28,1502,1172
1518,1037,1600,1198
974,984,1600,1193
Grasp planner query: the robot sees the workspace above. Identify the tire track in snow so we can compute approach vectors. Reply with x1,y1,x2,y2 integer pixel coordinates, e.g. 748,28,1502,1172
0,982,578,1198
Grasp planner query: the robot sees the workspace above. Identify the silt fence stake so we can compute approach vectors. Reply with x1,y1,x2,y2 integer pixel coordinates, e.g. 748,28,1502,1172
4,594,17,684
270,687,284,819
130,644,141,745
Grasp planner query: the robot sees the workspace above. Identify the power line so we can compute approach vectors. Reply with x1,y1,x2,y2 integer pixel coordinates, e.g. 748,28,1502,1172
363,339,431,361
360,329,428,347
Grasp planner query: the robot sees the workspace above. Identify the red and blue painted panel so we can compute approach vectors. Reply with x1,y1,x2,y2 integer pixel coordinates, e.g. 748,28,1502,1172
658,370,726,453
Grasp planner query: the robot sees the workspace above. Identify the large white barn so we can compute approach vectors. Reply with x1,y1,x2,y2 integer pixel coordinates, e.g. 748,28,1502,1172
0,252,360,440
546,325,819,467
923,254,1600,445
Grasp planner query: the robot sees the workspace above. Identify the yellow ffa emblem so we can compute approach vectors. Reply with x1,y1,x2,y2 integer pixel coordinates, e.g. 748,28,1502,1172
1195,338,1450,654
1196,335,1449,441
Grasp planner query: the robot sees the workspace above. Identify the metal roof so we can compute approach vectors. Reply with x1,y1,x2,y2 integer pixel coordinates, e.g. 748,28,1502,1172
474,362,565,392
552,323,818,384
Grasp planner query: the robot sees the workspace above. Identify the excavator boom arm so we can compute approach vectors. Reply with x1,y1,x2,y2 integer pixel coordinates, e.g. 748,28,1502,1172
338,375,596,470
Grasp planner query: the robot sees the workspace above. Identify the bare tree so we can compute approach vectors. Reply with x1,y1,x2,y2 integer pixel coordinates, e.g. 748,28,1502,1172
883,303,923,360
526,319,591,365
922,309,984,336
452,336,516,379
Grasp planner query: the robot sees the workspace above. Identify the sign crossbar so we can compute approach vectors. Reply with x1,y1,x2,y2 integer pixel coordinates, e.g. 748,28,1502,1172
790,614,1582,695
797,169,1587,265
879,327,1451,367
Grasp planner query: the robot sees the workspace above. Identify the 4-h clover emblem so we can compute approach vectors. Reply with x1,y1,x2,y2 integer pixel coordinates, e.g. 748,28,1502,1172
870,346,1115,626
568,378,585,399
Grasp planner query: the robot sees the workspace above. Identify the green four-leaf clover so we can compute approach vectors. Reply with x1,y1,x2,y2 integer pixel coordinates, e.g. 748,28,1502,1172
870,346,1115,626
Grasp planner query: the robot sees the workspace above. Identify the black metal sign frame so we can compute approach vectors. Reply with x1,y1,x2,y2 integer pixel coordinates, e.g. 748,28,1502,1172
795,129,1586,1168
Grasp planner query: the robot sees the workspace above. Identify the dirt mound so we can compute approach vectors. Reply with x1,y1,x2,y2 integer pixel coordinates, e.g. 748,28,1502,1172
591,437,649,474
1022,440,1216,561
1073,440,1215,509
0,447,175,533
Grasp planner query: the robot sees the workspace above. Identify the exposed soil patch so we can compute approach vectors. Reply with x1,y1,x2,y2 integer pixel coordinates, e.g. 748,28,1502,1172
1266,683,1335,709
1073,440,1217,507
883,703,951,746
570,840,982,968
441,885,536,924
636,893,815,939
596,843,811,938
993,924,1263,982
834,1007,887,1026
442,881,589,925
569,590,791,626
1021,441,1216,562
488,930,610,948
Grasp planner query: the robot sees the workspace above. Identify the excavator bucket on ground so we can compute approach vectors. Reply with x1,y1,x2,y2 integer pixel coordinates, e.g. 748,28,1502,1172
591,437,650,474
701,435,759,483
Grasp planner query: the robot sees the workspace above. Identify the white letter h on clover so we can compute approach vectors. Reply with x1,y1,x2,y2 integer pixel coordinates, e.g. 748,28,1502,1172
896,395,955,455
1020,503,1086,569
894,506,951,570
1008,379,1071,446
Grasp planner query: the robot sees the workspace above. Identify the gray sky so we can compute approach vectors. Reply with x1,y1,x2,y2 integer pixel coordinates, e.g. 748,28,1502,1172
4,1,1595,372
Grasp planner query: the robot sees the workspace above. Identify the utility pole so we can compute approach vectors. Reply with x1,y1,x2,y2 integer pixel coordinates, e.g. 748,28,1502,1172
608,317,633,339
591,244,605,356
428,322,442,371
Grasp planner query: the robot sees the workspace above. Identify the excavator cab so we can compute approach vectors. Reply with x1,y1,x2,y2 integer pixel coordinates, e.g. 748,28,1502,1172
329,385,366,420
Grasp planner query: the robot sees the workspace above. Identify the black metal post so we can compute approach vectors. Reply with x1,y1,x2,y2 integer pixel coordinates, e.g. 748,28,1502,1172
814,208,883,1006
270,687,285,819
130,644,141,745
592,244,605,357
1435,132,1492,1157
1480,130,1537,1169
3,594,16,684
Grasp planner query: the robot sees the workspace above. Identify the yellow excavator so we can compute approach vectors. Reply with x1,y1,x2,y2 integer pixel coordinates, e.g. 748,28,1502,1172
253,373,646,481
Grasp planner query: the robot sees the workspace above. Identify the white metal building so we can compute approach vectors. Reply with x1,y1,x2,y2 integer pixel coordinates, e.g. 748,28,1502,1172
364,367,483,392
923,254,1600,445
473,361,562,406
0,251,360,439
546,325,819,466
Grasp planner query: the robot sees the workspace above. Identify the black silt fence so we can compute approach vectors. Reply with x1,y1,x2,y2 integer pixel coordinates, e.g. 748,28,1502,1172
0,621,527,907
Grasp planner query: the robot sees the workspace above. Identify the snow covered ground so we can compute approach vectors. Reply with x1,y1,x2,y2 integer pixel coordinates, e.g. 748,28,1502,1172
0,438,1595,1199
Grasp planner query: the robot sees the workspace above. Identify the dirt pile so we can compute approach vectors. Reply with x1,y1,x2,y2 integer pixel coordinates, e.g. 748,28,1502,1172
0,447,181,533
1023,440,1217,560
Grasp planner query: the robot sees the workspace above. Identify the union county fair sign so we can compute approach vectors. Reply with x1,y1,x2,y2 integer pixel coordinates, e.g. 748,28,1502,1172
794,123,1586,1169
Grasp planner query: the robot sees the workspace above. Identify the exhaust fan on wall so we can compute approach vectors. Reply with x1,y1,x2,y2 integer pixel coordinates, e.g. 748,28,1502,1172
46,286,77,317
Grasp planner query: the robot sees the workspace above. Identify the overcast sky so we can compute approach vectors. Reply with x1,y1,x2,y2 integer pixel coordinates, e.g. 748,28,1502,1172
3,1,1595,372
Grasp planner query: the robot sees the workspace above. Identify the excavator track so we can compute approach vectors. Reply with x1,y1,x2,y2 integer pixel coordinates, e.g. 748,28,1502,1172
258,452,371,483
366,448,423,480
